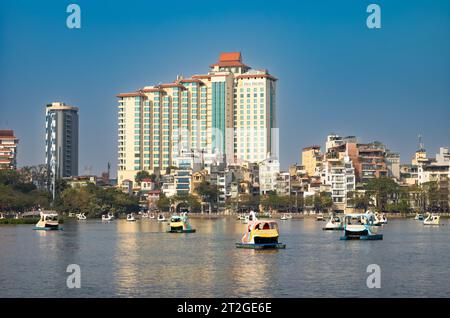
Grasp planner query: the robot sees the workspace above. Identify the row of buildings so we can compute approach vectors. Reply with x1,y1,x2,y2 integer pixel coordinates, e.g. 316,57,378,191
113,131,449,213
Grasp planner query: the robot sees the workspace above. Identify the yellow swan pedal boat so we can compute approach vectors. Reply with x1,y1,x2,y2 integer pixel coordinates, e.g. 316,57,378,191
167,214,196,233
236,220,286,249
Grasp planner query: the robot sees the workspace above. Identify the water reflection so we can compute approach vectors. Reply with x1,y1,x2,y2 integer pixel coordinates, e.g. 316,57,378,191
0,218,449,297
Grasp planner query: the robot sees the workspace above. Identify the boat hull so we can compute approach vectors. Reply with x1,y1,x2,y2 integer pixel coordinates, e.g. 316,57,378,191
33,226,63,231
167,229,196,233
340,234,383,240
235,242,286,249
322,226,343,231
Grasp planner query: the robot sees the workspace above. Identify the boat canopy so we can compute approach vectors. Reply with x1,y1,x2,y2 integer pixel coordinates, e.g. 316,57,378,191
41,213,58,221
344,213,373,218
249,220,279,230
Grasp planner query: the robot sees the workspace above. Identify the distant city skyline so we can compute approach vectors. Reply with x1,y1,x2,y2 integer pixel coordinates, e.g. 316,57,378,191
1,0,449,177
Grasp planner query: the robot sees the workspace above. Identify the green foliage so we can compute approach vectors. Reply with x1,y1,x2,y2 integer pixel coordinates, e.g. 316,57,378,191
304,192,333,212
0,170,51,212
55,184,140,217
237,194,260,210
173,194,201,212
156,195,171,211
365,177,400,211
195,181,219,202
260,194,294,210
347,191,372,210
135,170,151,183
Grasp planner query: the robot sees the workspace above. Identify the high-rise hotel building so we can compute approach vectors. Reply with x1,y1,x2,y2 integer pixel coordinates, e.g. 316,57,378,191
45,102,79,179
117,52,277,183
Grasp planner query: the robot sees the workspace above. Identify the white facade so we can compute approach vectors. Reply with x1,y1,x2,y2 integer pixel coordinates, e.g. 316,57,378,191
259,156,280,195
322,156,355,209
45,102,79,178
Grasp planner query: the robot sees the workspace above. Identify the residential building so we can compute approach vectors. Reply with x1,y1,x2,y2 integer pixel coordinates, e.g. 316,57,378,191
259,156,280,195
356,142,387,183
161,174,176,197
436,147,450,165
0,130,19,170
45,102,79,179
400,164,419,185
322,155,355,211
275,172,291,196
64,175,97,188
116,52,277,184
386,151,401,180
301,146,322,177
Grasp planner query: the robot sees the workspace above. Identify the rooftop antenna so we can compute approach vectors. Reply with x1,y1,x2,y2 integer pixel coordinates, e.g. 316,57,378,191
418,134,425,152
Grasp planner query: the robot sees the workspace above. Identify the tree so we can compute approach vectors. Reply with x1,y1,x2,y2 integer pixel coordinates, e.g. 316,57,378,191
365,178,400,211
238,194,260,211
135,170,151,184
260,194,292,211
347,191,372,211
157,194,171,212
172,194,201,213
195,181,219,204
0,170,51,212
55,184,140,217
422,181,440,212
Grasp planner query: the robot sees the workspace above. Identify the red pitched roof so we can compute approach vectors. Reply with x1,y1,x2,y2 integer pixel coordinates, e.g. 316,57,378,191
0,130,16,138
117,92,146,98
158,83,186,89
179,78,203,83
210,52,249,68
140,88,164,93
220,52,241,62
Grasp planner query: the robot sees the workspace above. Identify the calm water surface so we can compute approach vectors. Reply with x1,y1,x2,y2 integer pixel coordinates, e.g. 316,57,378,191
0,218,449,297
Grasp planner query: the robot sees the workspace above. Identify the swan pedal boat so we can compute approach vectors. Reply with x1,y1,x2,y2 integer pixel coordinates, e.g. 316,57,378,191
423,213,440,225
33,212,63,231
340,213,383,240
323,215,343,230
167,214,196,233
236,219,286,249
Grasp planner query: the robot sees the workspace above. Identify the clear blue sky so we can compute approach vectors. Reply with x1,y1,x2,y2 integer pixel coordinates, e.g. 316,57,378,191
1,0,449,177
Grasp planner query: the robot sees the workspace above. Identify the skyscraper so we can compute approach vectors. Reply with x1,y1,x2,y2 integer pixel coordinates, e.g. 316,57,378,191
45,102,79,180
117,52,277,183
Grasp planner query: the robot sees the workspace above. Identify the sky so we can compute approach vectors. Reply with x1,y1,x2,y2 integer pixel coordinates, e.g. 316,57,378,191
0,0,449,177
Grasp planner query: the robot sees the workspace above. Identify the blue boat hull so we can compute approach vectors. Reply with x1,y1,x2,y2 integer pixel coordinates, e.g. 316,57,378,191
33,226,63,231
340,234,382,240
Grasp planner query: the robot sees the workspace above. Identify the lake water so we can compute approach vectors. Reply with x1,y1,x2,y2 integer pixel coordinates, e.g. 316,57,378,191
0,217,449,297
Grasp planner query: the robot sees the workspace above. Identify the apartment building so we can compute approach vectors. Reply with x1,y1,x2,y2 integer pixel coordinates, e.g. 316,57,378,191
259,156,280,195
45,102,79,178
117,52,277,184
0,130,19,170
301,146,322,177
